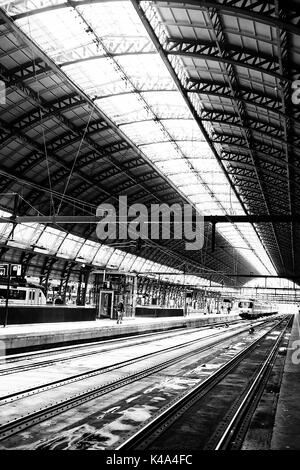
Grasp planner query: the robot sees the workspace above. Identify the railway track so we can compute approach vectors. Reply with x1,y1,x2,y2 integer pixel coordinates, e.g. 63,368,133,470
0,318,276,443
114,315,292,451
0,319,246,375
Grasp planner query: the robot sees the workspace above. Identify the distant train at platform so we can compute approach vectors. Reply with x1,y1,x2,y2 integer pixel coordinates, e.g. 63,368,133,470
0,282,46,306
235,299,278,319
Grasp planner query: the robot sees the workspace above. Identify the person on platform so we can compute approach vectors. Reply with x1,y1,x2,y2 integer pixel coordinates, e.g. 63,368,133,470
54,295,63,305
117,298,125,324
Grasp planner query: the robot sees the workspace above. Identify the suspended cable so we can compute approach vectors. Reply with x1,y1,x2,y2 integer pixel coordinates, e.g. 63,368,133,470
56,104,95,216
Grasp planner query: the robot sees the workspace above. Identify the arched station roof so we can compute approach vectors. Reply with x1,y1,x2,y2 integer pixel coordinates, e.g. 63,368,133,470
0,0,299,286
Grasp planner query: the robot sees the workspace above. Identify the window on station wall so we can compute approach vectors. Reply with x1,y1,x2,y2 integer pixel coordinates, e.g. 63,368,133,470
0,209,13,243
149,262,161,273
37,226,67,255
76,240,99,264
130,256,146,272
140,259,154,273
56,233,84,259
107,249,126,269
119,253,137,271
93,244,115,267
8,223,44,249
0,222,13,243
157,263,169,273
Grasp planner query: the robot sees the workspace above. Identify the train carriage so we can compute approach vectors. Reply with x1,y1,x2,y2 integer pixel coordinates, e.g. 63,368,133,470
0,283,46,306
235,299,278,319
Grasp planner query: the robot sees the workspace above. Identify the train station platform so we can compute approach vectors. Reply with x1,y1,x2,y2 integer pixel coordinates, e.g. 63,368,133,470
0,312,240,355
271,313,300,449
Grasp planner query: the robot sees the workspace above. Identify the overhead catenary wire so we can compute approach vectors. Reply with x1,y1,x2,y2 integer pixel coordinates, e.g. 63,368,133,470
1,7,255,287
26,13,56,219
56,104,95,216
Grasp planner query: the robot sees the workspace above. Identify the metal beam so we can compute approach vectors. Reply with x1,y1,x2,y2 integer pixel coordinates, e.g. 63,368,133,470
140,272,300,280
165,37,284,81
5,0,300,36
186,79,300,126
0,12,193,222
204,6,285,273
1,215,299,224
275,0,295,274
131,0,276,277
153,0,300,36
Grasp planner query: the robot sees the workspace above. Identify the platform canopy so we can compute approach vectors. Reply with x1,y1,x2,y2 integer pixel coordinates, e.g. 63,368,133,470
0,0,299,285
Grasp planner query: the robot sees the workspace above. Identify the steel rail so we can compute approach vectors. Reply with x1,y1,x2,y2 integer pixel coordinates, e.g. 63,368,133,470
0,319,245,369
213,315,293,450
0,319,275,441
0,320,261,406
0,319,252,377
0,325,199,375
115,315,291,450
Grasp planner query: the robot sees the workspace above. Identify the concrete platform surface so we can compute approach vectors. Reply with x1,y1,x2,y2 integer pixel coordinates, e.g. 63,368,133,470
271,313,300,449
0,313,239,354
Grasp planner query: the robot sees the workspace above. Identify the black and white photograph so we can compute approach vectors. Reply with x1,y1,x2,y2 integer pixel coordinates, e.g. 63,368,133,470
0,0,299,461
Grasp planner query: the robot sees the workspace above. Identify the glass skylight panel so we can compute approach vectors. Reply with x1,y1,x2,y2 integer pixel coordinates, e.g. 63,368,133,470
140,142,180,161
37,226,66,254
0,208,12,241
184,184,208,196
94,245,115,266
120,121,167,146
95,93,150,126
57,233,84,259
76,240,99,263
11,223,44,248
17,8,100,64
141,91,192,119
179,141,214,159
119,253,137,271
151,262,162,273
92,246,105,267
8,0,276,276
154,159,191,175
168,172,200,187
116,54,169,88
0,222,13,243
150,154,181,163
142,259,154,271
0,209,11,218
194,202,223,215
78,1,146,39
161,119,202,142
189,158,223,174
64,58,128,98
157,264,168,273
0,206,220,285
2,0,65,16
189,193,217,204
107,249,126,268
131,256,146,272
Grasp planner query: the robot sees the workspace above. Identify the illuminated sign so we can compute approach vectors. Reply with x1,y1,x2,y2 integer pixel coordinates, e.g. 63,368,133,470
0,264,8,277
0,264,21,277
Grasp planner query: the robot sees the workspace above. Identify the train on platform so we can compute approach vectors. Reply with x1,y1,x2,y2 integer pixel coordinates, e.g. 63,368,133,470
0,281,47,306
235,299,278,319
